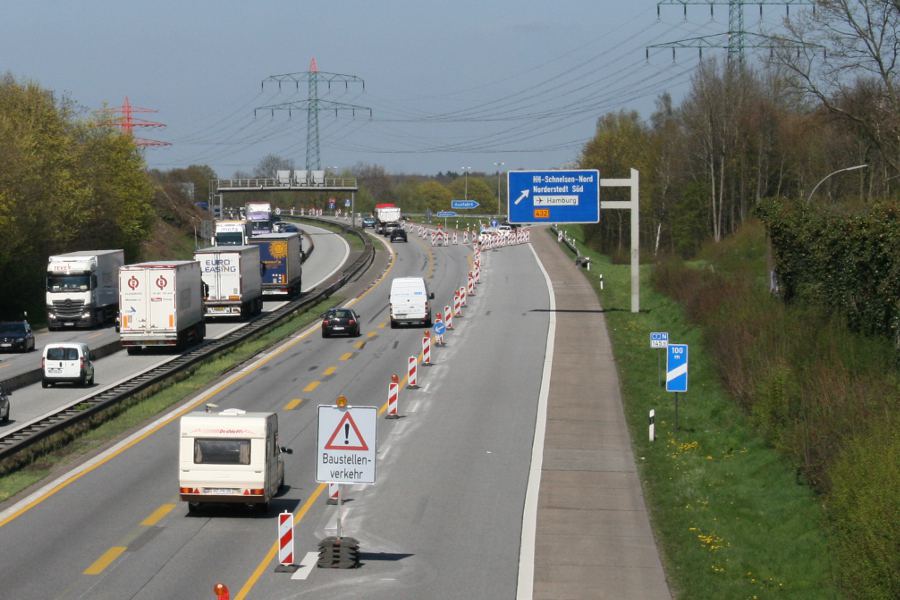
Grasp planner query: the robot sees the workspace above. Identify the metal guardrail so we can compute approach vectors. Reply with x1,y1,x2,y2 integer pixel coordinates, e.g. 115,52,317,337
0,218,373,467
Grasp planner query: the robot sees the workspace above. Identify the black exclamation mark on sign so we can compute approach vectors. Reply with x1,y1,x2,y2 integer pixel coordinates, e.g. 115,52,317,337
344,423,350,445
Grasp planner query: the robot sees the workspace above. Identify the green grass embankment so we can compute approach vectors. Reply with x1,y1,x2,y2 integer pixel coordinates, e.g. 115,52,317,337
550,225,837,599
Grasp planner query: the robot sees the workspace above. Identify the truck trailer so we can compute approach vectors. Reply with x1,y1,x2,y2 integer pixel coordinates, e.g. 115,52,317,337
194,245,263,319
178,408,292,513
46,250,124,330
374,203,402,234
249,233,303,297
118,261,206,354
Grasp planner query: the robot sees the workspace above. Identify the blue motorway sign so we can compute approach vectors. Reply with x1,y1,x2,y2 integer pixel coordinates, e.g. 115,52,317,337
433,321,446,336
507,169,600,224
451,199,480,210
666,344,688,393
650,331,669,349
435,210,457,218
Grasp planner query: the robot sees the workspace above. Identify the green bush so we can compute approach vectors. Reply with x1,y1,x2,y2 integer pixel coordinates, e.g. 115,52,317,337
827,415,900,599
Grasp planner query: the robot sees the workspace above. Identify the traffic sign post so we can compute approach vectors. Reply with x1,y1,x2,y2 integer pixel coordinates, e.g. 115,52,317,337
666,344,688,430
507,170,600,224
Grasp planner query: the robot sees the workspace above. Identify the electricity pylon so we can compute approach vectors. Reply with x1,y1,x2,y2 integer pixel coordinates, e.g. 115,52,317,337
257,58,371,171
647,0,813,62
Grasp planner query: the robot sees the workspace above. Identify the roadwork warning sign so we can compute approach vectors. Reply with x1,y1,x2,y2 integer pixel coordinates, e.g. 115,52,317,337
317,405,377,484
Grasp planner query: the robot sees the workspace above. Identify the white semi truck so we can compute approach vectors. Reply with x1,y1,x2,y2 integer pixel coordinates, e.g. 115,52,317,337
178,408,292,513
118,261,206,354
194,245,263,319
46,250,125,330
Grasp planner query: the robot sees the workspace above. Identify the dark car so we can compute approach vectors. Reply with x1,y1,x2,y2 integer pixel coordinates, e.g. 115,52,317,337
277,222,300,233
361,216,376,228
0,386,9,423
0,320,35,353
321,308,361,338
390,228,408,242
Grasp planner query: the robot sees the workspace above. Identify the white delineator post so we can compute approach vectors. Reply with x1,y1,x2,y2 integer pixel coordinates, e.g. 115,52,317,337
649,409,655,442
278,511,295,566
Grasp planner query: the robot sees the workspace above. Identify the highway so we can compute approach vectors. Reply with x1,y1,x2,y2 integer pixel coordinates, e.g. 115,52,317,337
0,227,552,599
0,222,348,436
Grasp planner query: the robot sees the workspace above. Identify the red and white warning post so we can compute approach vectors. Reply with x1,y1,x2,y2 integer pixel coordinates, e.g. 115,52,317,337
316,405,377,484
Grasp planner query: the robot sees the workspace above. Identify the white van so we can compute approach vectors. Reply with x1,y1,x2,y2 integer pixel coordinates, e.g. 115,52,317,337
178,408,292,513
389,276,434,328
42,342,95,388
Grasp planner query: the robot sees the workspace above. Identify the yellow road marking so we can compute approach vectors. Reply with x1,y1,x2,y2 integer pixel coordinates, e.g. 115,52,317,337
323,366,337,376
87,331,104,339
140,503,175,527
84,546,126,575
367,331,377,338
377,322,385,329
303,381,320,392
284,398,303,410
339,352,354,361
353,341,365,350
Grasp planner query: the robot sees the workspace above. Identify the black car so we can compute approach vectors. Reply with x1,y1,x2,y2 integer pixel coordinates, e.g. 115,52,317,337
279,223,300,233
321,308,361,338
390,228,408,242
0,320,35,353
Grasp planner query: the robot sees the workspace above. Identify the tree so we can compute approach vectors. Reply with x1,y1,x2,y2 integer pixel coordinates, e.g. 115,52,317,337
416,180,452,212
253,154,293,178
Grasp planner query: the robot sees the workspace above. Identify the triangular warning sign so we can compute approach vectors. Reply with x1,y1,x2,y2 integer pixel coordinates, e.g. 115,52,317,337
324,411,369,451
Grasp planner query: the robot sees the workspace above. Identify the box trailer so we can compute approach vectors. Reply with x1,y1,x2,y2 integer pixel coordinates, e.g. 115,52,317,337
119,261,205,354
249,233,303,297
194,245,263,319
46,249,124,329
178,408,292,513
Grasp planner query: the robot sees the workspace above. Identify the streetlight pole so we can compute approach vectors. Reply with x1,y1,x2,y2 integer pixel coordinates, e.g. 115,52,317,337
493,161,505,219
461,167,471,200
806,164,868,203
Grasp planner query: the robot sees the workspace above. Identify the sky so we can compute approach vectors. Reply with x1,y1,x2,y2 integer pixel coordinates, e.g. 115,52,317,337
0,1,796,177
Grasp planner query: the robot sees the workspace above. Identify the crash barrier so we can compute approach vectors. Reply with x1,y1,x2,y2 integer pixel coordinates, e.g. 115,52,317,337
0,216,374,469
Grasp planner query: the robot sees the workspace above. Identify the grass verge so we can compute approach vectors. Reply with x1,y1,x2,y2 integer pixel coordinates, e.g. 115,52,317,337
549,225,838,599
0,295,341,503
293,217,365,252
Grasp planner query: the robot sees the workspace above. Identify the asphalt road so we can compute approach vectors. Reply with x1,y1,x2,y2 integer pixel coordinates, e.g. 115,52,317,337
0,229,551,599
0,223,347,436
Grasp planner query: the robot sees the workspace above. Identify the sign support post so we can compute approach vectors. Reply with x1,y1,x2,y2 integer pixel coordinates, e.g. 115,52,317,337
600,168,640,313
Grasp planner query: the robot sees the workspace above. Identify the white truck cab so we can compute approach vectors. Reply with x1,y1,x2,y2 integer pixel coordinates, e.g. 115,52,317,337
178,408,292,513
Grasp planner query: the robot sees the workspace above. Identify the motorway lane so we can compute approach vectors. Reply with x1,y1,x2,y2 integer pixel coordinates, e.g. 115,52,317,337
0,224,347,435
0,229,321,383
0,232,550,600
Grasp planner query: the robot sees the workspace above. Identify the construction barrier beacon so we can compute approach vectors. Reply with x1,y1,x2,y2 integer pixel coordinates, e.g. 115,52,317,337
278,511,295,566
422,331,432,365
459,285,467,307
444,305,453,330
453,290,462,317
213,583,230,600
467,275,475,296
386,374,400,419
407,355,418,388
327,482,340,505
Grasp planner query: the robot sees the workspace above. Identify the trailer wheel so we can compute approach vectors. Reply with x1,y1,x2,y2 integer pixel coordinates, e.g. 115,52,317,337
187,502,201,515
126,347,141,356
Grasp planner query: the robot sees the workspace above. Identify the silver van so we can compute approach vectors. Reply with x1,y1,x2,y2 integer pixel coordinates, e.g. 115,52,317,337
42,342,95,388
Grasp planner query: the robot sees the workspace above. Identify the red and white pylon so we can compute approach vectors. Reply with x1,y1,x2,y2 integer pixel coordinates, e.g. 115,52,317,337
444,305,453,330
278,511,295,566
422,330,432,365
467,275,475,296
386,374,400,419
453,290,462,317
463,231,469,244
327,482,340,505
408,355,418,388
459,285,467,307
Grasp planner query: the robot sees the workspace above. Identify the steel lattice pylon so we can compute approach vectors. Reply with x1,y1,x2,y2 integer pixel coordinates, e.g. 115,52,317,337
257,58,371,171
648,0,814,62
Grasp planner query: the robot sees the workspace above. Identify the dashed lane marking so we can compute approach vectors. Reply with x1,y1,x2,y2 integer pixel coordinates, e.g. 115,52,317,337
339,352,354,361
302,381,321,393
140,503,175,527
285,398,303,411
84,546,126,575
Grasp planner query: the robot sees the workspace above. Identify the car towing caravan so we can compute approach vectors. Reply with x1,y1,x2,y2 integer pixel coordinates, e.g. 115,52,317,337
178,408,292,513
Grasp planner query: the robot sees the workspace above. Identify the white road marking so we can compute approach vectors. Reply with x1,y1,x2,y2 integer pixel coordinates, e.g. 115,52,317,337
291,552,319,580
516,242,556,600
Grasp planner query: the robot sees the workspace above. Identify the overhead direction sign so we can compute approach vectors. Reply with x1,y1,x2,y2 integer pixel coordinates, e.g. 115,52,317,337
435,210,457,218
666,344,689,393
317,405,377,484
507,169,600,224
650,332,669,349
451,199,480,210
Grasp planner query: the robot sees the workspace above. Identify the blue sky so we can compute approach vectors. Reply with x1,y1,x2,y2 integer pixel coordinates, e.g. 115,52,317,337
0,1,790,176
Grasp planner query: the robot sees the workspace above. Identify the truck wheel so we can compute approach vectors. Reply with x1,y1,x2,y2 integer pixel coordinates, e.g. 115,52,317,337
390,319,397,329
127,347,141,356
